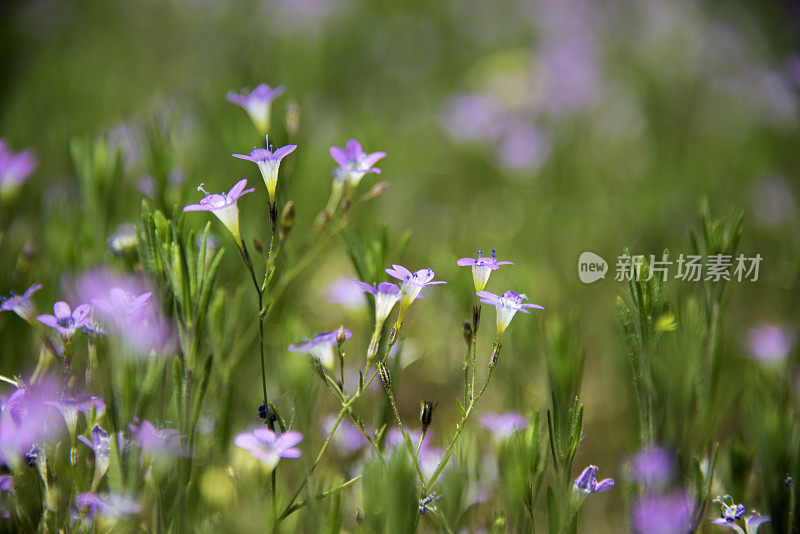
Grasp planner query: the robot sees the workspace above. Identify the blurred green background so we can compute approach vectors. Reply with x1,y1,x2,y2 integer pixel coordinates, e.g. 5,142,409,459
1,0,799,531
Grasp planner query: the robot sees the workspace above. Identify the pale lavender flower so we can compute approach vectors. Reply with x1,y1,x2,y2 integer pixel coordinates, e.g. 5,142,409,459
92,288,152,322
438,93,506,143
325,277,367,309
496,120,551,171
183,179,254,246
329,138,386,190
750,175,797,227
47,393,105,436
355,281,402,326
480,411,529,439
632,491,694,534
477,290,544,336
539,39,601,115
136,175,157,198
629,445,674,485
574,465,615,495
232,136,297,205
78,424,111,487
37,301,91,341
0,139,36,200
385,264,446,316
1,283,42,323
129,420,181,455
74,492,141,520
457,249,514,292
227,84,285,134
748,324,795,363
288,329,353,369
712,495,770,533
234,428,302,469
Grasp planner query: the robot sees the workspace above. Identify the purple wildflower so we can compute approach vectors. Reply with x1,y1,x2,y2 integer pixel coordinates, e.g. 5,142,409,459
385,264,446,317
477,290,544,336
183,179,254,246
0,139,36,201
629,445,674,485
227,84,285,134
92,288,151,322
457,249,514,292
37,301,91,340
288,329,353,369
438,93,506,143
47,393,105,436
632,491,694,534
329,138,386,190
234,428,302,469
747,323,795,363
712,496,770,533
74,492,141,520
1,283,42,323
129,420,182,455
574,465,615,495
480,411,529,439
232,136,297,205
321,415,368,454
354,281,402,326
0,379,61,467
78,424,111,488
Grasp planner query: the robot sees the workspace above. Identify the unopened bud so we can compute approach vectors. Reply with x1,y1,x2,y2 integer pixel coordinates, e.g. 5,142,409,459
463,321,473,346
70,447,79,466
253,239,265,255
388,323,399,345
420,401,437,433
472,305,481,333
378,363,391,390
336,325,347,345
280,201,295,239
310,355,326,380
367,181,389,199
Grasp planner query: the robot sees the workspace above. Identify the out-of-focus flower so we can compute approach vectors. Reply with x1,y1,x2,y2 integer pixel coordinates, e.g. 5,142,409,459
438,93,506,143
234,428,302,470
629,445,674,485
183,179,254,247
129,420,182,455
0,379,61,468
0,139,36,202
711,495,770,533
329,138,386,191
496,120,551,171
457,249,514,292
74,492,141,520
37,301,91,341
47,393,105,437
1,283,42,323
107,224,138,255
227,83,285,134
232,136,297,205
477,290,543,336
747,324,795,363
355,281,401,327
288,329,353,369
573,465,615,495
325,277,367,310
92,288,151,323
632,491,694,534
750,175,797,227
385,265,445,319
78,424,111,488
479,411,528,439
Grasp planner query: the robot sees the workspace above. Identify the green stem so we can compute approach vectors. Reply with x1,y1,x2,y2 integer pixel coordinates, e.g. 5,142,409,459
385,387,426,484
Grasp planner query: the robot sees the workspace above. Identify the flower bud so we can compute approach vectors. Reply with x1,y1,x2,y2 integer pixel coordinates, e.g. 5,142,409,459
378,363,391,390
367,181,389,199
285,101,300,139
463,321,473,346
420,400,437,433
472,305,481,332
336,325,347,346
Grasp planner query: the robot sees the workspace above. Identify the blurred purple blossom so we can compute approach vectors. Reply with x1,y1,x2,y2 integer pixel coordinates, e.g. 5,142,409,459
629,445,674,485
107,224,138,255
438,94,506,143
632,491,694,534
47,392,105,435
747,323,795,362
129,419,182,455
74,492,141,520
234,428,302,469
325,277,367,309
480,411,529,439
750,175,797,227
321,415,368,454
0,378,62,467
497,120,551,171
227,83,284,134
1,283,42,323
0,139,36,198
